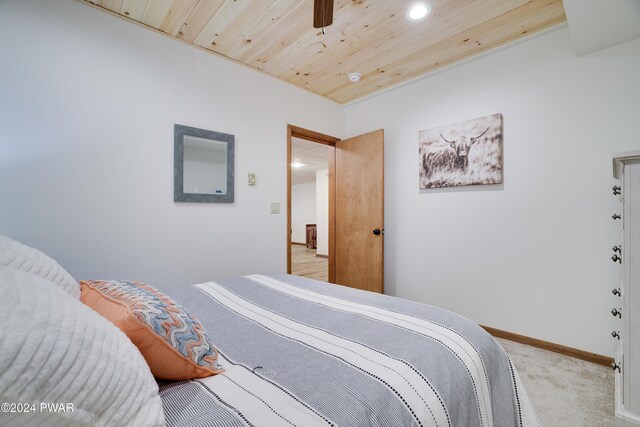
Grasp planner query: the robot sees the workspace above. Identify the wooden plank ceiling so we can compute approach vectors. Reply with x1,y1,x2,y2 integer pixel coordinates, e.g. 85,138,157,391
83,0,566,104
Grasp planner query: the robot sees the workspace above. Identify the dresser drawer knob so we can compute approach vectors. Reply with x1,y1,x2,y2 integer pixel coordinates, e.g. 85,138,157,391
612,254,622,263
612,331,620,340
612,288,621,296
611,308,622,318
611,362,621,372
613,186,621,195
612,213,621,220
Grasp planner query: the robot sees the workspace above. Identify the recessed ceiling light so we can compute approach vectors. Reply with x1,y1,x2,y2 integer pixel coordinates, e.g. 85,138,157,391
292,162,307,168
348,72,361,83
408,3,430,20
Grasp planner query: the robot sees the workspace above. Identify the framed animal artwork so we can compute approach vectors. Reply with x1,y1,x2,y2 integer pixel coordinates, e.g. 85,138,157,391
419,113,503,189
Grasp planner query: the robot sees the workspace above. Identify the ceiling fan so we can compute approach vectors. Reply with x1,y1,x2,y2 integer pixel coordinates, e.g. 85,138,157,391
313,0,334,33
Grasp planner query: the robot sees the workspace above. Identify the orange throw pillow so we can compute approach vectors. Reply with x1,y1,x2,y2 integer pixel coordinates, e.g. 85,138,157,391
80,280,223,380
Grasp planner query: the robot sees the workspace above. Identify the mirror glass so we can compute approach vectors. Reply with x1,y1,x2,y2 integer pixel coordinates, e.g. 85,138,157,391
174,124,234,203
183,136,228,195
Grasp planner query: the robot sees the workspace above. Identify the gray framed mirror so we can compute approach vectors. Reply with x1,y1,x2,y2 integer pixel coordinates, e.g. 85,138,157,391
174,124,234,203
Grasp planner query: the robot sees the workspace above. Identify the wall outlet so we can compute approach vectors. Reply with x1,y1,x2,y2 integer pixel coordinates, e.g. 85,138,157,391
270,202,280,214
248,173,256,186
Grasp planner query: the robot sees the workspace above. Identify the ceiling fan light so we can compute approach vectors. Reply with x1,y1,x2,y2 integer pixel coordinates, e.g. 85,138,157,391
408,3,430,20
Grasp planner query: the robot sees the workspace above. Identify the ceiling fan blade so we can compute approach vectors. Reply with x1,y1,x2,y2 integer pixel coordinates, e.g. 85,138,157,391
313,0,334,29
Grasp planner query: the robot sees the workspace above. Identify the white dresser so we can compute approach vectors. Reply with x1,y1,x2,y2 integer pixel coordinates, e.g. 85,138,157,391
613,152,640,427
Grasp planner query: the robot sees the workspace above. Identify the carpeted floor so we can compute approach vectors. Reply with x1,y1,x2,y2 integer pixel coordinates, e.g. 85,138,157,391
496,338,614,426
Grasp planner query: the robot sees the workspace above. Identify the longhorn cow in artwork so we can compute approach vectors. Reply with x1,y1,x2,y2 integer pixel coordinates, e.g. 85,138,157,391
439,127,489,172
422,145,456,176
419,113,503,189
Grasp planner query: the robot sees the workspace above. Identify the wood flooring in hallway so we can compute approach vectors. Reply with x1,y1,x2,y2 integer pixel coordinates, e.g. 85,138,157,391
291,244,328,282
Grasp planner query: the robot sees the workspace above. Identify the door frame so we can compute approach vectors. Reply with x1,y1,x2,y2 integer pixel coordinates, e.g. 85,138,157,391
287,124,340,283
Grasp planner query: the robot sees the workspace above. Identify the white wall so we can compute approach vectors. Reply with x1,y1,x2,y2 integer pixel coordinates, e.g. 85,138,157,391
291,182,317,244
316,169,329,256
344,25,640,356
0,0,343,289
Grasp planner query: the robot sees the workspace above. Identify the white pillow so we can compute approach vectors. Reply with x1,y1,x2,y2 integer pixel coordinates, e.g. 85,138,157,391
0,267,165,427
0,235,80,299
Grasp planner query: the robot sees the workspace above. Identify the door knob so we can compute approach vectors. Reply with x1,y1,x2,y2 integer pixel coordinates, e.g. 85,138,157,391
613,186,621,195
612,331,620,340
611,308,622,318
373,229,381,236
613,245,621,253
612,254,622,263
611,362,621,373
612,288,621,296
612,214,621,220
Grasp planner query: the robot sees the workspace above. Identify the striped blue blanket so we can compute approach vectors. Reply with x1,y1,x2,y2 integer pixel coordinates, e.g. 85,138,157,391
159,274,538,427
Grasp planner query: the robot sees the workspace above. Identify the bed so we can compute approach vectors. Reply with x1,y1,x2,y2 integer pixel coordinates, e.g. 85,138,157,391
0,234,538,427
158,274,539,427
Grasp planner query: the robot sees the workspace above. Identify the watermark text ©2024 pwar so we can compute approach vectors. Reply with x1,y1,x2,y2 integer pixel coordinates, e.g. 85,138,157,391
1,402,74,414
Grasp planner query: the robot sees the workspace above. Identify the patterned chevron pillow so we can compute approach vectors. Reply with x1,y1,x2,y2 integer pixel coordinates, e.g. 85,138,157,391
80,279,223,380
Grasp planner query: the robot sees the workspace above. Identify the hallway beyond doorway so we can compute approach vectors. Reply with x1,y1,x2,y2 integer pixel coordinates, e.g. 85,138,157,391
290,244,328,282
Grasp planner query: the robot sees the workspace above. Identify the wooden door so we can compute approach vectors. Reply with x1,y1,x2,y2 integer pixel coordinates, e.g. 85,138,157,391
334,129,384,293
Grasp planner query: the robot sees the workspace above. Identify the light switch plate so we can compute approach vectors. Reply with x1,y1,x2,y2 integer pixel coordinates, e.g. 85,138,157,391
270,202,280,214
248,173,256,186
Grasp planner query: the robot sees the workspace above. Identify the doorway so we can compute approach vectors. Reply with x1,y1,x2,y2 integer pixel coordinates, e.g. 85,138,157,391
287,125,385,292
287,125,339,283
